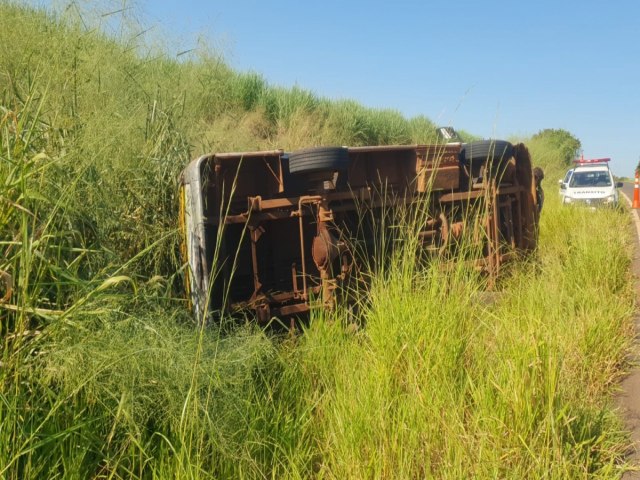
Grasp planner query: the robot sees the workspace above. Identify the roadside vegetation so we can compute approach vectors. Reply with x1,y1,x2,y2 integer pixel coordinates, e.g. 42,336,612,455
1,2,636,478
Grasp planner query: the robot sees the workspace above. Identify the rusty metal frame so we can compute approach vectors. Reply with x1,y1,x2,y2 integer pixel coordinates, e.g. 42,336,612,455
179,143,539,322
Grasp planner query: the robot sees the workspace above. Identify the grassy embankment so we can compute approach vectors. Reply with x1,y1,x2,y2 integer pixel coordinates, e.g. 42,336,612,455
0,3,636,478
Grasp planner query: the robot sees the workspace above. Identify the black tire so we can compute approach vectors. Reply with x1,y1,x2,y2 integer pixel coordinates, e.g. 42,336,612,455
460,140,514,166
289,147,349,175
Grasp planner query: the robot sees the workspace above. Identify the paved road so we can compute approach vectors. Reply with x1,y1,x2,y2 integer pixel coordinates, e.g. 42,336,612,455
622,181,634,202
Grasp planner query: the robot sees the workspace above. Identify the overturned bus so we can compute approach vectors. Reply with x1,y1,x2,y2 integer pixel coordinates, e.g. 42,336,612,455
179,140,540,322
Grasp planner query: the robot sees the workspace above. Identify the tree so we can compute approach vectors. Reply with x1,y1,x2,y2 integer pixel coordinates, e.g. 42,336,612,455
531,129,581,167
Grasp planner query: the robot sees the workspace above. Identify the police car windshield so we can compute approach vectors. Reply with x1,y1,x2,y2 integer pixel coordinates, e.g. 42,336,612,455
569,171,611,187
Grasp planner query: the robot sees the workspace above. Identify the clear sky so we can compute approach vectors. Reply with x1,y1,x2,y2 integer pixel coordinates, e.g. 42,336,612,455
52,0,640,176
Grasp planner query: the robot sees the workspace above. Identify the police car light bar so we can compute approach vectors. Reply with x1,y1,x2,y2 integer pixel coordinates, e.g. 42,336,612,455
573,156,610,164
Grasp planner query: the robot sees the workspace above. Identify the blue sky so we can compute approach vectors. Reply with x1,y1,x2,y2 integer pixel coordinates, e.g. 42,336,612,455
50,0,640,176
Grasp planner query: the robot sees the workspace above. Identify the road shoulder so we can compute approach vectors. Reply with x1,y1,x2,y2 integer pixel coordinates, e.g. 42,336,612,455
617,189,640,479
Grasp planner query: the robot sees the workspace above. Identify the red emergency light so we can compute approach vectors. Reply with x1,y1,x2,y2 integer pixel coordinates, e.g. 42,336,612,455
573,155,610,165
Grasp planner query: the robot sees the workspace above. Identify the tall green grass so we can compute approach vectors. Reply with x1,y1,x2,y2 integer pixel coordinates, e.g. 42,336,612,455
289,190,633,478
0,2,636,479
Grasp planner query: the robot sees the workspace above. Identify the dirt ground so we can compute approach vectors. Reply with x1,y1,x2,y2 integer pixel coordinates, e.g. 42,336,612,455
617,187,640,479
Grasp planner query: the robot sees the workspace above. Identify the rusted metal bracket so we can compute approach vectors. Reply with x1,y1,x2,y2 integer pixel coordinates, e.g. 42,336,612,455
248,222,266,302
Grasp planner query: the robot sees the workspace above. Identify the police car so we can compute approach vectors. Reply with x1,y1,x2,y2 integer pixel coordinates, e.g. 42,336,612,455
558,157,622,207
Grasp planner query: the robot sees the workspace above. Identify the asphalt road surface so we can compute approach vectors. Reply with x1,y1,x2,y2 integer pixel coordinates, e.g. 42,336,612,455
622,181,634,202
